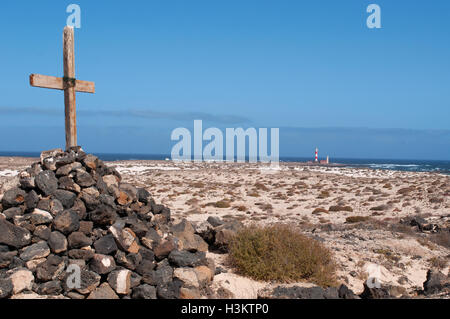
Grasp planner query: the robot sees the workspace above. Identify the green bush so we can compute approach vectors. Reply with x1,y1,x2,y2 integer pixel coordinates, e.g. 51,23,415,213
228,224,337,287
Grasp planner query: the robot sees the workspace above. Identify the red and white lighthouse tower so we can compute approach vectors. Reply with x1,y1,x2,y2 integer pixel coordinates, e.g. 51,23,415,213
315,148,318,162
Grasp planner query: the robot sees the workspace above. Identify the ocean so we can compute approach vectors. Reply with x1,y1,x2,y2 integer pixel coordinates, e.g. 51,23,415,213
282,157,450,175
0,152,449,175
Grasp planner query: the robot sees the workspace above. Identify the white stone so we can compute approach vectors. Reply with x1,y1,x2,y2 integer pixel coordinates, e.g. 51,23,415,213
82,187,100,197
9,269,34,294
174,268,200,288
25,258,46,272
32,209,53,220
102,175,119,188
102,257,111,268
11,292,67,299
109,224,120,239
115,270,131,295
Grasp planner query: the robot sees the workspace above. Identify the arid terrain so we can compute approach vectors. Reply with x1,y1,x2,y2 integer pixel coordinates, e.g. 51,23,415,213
1,157,449,298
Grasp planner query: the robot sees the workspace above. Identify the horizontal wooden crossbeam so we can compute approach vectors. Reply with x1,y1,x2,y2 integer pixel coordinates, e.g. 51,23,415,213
30,74,95,94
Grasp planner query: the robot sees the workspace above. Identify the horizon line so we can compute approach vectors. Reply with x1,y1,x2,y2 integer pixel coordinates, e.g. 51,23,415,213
0,150,448,163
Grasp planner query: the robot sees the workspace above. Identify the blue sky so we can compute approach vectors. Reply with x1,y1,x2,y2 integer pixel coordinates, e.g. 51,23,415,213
0,0,449,159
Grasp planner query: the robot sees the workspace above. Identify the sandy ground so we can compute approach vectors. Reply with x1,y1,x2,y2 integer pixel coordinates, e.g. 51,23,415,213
1,157,449,298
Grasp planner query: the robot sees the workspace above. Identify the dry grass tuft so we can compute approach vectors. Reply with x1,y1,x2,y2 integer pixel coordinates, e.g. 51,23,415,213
429,232,450,249
247,191,260,197
206,199,231,208
428,256,448,269
228,224,337,287
374,248,400,263
233,205,247,212
417,237,436,250
254,182,269,191
345,216,370,223
370,204,389,211
312,208,329,215
190,182,205,188
317,190,331,199
329,205,353,212
397,186,415,195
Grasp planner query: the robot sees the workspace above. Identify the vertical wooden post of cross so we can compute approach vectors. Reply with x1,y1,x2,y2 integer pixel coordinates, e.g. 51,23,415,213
63,26,77,149
30,26,95,151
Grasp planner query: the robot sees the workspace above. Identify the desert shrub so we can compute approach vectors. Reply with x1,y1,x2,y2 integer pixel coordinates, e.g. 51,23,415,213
429,197,444,204
371,211,384,216
345,216,370,223
247,191,260,197
312,208,328,215
260,203,273,212
185,198,199,206
272,192,287,200
329,205,353,212
397,186,415,195
190,182,205,188
206,200,231,208
317,191,330,199
374,248,400,263
429,232,450,249
214,200,231,208
254,182,269,191
370,204,389,211
417,237,435,250
228,224,337,286
428,256,448,269
234,205,247,212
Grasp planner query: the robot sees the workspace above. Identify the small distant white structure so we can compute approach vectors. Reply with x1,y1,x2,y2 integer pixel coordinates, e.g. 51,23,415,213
326,155,329,164
315,148,318,162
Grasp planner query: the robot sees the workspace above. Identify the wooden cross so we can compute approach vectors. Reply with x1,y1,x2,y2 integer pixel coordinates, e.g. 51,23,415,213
30,26,95,150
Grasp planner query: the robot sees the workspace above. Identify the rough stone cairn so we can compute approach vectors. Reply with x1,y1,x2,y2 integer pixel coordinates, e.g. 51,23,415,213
0,147,215,299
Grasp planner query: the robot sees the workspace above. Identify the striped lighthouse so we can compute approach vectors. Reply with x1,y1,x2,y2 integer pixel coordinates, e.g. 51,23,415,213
315,148,318,162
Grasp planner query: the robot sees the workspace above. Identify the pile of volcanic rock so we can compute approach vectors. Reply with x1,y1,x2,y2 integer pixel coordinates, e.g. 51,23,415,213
0,148,215,299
